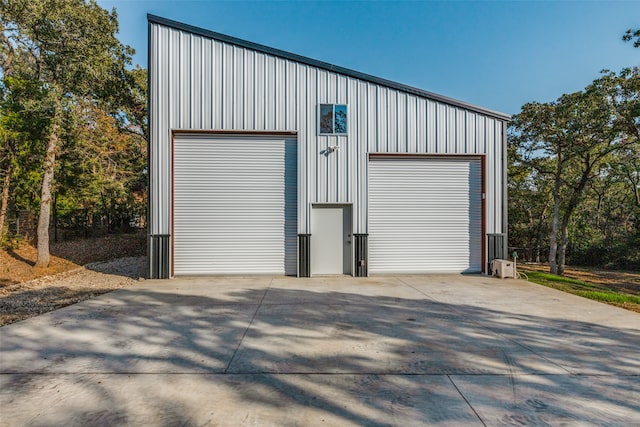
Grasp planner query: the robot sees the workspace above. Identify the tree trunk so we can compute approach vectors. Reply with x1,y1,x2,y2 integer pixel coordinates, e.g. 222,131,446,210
549,174,562,275
557,224,569,276
35,117,60,268
536,224,544,264
535,202,549,264
556,160,592,276
0,163,11,240
629,172,640,208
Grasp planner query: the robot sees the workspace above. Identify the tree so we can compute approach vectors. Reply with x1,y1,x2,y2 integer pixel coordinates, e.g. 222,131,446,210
55,100,146,233
510,69,639,275
623,29,640,48
511,95,580,275
507,142,553,263
0,76,48,241
1,0,134,266
0,124,14,240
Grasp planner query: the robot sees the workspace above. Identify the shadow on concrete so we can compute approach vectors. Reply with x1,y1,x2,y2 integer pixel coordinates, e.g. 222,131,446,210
1,284,639,425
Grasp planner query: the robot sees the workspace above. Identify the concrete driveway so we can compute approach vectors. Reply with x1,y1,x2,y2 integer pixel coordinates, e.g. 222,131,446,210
1,275,639,426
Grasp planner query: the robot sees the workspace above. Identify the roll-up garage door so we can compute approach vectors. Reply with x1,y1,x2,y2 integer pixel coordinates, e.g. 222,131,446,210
173,134,297,275
368,157,482,274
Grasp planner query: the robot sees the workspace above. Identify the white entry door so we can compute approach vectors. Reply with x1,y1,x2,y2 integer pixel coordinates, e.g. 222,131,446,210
311,205,352,275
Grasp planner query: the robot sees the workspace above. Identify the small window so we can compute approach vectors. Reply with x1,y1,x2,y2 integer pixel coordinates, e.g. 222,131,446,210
319,104,347,135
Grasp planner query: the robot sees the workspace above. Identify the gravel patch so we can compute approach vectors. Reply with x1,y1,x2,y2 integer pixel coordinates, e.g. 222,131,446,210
0,256,146,326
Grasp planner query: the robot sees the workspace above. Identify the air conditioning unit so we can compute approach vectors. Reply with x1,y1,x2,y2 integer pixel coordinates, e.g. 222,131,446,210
491,259,515,279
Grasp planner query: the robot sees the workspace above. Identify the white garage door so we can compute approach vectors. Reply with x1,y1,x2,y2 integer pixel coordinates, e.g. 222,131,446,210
368,157,482,274
173,134,297,275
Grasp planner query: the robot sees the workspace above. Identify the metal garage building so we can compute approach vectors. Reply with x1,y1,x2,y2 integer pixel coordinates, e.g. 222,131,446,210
148,15,510,279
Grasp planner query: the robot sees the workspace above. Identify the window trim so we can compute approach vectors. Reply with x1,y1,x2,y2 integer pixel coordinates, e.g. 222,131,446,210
318,103,348,135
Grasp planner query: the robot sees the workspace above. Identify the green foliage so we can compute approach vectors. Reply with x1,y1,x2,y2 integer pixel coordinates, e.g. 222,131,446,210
509,67,640,273
1,0,134,101
0,0,147,247
0,232,24,249
623,29,640,48
570,235,640,270
55,101,146,232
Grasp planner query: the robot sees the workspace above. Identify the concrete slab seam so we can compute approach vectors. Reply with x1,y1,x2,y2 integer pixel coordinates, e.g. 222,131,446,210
447,374,487,426
395,276,438,301
459,314,575,375
396,276,574,375
224,278,274,374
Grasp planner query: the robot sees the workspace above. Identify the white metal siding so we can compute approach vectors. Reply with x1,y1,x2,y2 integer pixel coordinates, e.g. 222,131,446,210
173,134,297,275
149,23,505,239
149,20,508,277
368,157,482,274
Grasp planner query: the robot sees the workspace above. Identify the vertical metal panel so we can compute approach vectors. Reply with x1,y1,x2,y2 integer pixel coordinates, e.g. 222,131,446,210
192,36,201,128
456,109,466,153
298,234,311,277
202,38,212,129
149,234,170,279
368,84,377,155
149,22,506,273
234,46,244,129
429,100,438,153
401,94,408,152
416,98,426,153
502,120,509,257
407,95,417,153
353,234,368,277
179,32,190,128
298,64,309,232
467,112,477,154
387,90,397,153
492,120,501,233
285,60,296,130
487,233,507,273
377,87,387,153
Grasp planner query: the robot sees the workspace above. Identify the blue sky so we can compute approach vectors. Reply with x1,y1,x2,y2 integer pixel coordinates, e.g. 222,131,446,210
97,1,639,116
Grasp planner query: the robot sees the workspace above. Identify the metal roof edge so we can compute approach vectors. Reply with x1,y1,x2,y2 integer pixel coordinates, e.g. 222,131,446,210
147,14,511,121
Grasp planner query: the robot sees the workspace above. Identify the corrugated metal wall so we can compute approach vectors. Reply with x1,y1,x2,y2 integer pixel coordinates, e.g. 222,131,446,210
149,21,507,272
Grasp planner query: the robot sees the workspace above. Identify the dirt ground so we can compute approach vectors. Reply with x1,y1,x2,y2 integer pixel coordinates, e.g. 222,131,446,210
518,263,640,296
1,233,146,326
1,232,146,287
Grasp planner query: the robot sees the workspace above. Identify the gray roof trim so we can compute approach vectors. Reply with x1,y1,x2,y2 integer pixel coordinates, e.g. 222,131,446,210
148,14,511,121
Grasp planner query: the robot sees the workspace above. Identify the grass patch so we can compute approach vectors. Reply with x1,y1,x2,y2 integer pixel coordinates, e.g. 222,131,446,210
575,291,640,305
525,270,640,306
526,271,593,287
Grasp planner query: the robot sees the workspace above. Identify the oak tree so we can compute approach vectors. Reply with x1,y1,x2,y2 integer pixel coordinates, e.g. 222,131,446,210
1,0,134,265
